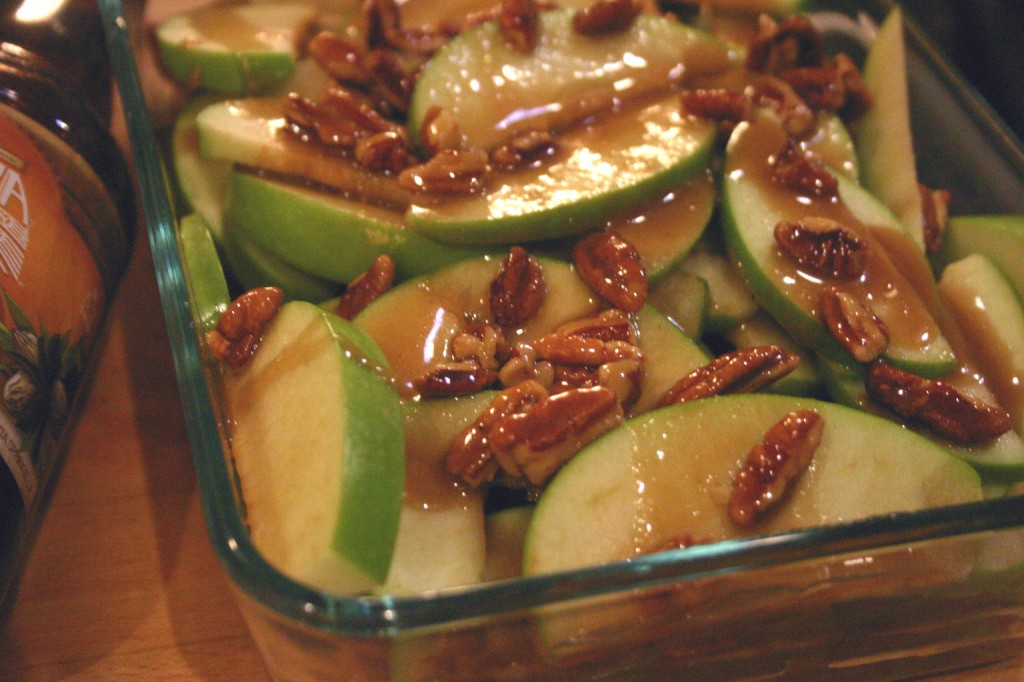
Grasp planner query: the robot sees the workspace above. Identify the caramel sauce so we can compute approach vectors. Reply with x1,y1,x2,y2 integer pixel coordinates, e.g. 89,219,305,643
731,116,943,360
402,400,484,512
186,6,302,52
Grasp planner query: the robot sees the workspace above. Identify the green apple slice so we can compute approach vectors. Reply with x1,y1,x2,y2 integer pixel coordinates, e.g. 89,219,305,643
721,112,955,376
725,312,824,397
939,254,1024,435
406,94,718,245
932,215,1024,301
524,394,982,576
647,266,708,339
408,9,735,152
381,393,494,594
814,354,1024,484
630,306,711,416
178,213,229,333
156,3,318,95
854,7,926,250
810,114,859,182
224,301,405,594
613,169,716,282
225,169,487,283
221,222,342,302
171,97,232,241
195,97,413,208
677,239,759,334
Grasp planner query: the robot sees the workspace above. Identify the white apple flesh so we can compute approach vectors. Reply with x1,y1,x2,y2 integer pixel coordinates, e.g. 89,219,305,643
224,301,405,594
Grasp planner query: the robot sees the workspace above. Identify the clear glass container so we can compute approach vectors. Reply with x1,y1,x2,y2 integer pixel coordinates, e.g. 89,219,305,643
100,0,1024,678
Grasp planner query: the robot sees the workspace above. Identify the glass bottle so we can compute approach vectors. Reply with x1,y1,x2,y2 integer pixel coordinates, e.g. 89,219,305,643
0,0,135,616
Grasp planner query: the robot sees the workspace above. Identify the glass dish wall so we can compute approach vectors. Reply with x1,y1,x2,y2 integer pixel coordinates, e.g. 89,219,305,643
100,0,1024,678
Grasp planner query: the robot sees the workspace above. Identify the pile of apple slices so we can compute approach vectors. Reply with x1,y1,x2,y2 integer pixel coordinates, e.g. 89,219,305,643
160,0,1024,596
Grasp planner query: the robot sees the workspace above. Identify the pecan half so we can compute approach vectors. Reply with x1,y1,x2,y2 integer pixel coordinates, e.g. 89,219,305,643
364,0,451,54
489,385,625,485
307,31,372,85
572,0,641,36
573,231,648,312
746,14,826,74
364,49,415,114
490,247,546,328
774,217,866,279
446,380,549,486
206,287,284,369
920,184,952,255
354,130,412,173
491,129,558,170
499,0,540,52
728,410,822,527
528,309,644,408
770,139,838,199
284,88,396,150
413,361,499,398
334,254,396,320
679,88,750,132
553,308,638,344
778,65,846,113
865,362,1012,444
820,288,888,363
398,148,490,194
658,345,800,407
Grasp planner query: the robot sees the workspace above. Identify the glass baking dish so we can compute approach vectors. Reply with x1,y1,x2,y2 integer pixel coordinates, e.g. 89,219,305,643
100,0,1024,678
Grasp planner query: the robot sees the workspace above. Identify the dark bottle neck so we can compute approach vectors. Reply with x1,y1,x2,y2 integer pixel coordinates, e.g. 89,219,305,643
0,0,111,124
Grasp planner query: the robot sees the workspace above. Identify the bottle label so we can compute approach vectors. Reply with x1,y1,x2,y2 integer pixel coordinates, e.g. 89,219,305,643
0,110,105,510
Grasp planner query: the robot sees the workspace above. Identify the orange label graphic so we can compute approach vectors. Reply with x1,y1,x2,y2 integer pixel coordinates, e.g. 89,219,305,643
0,112,105,508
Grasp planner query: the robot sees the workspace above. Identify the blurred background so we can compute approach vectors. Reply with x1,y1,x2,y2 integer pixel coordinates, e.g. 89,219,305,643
902,0,1024,141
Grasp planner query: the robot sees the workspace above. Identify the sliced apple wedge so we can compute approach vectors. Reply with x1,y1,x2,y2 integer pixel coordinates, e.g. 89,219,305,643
225,169,488,283
156,3,318,95
381,393,494,594
647,266,708,339
178,213,229,333
854,7,925,250
613,170,716,282
406,94,718,245
725,312,823,397
221,223,342,302
721,112,955,376
195,97,413,208
524,394,982,576
939,253,1024,435
224,301,405,594
171,97,231,241
933,214,1024,301
408,9,734,152
630,306,711,416
676,239,759,334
